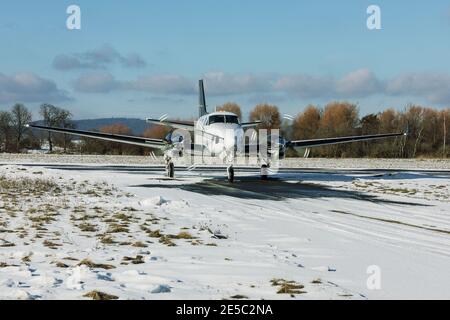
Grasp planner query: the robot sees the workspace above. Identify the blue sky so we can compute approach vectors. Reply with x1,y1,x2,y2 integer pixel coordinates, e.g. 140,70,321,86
1,0,450,120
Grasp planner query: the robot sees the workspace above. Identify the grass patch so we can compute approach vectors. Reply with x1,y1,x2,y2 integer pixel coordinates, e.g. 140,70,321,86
78,223,98,232
271,279,306,295
122,255,145,264
83,290,119,300
107,224,129,233
0,239,16,248
159,235,176,247
132,241,148,248
230,294,249,299
171,231,195,240
78,258,115,270
0,175,58,193
55,262,70,268
99,235,116,244
206,243,218,247
146,229,162,238
113,213,132,222
43,240,62,249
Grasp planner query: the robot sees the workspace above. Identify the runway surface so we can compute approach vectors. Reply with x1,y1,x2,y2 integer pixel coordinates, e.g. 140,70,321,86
6,163,448,202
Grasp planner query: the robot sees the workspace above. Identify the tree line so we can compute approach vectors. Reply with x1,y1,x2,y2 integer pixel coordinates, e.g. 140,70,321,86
221,102,449,158
0,102,448,158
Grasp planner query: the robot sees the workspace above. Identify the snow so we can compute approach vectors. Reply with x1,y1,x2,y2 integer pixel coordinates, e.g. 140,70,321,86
0,158,449,300
140,196,169,207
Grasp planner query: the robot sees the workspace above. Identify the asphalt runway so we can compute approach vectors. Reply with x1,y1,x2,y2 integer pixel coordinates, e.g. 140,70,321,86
3,163,450,176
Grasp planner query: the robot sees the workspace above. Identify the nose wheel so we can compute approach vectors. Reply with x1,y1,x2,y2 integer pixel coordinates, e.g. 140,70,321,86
227,165,234,183
166,161,174,179
260,164,268,180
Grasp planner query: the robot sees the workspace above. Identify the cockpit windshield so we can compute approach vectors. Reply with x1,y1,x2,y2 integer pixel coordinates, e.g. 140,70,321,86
209,115,225,124
225,115,239,124
208,115,239,125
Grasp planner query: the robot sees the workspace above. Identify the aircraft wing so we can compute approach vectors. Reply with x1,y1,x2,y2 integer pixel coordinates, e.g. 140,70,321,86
241,121,261,129
146,118,195,131
27,124,167,149
287,132,406,148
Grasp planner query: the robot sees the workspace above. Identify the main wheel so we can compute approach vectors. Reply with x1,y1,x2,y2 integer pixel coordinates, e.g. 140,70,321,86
227,166,234,183
167,162,175,178
260,164,268,180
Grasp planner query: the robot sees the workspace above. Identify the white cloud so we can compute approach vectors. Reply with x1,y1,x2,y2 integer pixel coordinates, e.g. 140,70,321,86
73,72,119,93
386,72,450,104
202,72,273,96
274,74,334,98
124,75,195,94
0,72,71,103
53,44,147,71
71,69,450,106
336,69,382,97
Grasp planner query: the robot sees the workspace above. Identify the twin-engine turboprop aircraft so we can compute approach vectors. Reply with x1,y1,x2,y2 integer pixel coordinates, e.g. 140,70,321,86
29,80,406,182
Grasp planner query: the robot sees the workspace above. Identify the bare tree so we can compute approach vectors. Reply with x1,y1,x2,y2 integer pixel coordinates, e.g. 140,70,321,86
10,104,32,152
39,104,73,152
0,111,13,152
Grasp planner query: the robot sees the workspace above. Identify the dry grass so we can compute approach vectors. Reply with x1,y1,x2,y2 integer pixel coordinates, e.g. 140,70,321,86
132,241,148,248
55,261,70,268
146,229,162,238
107,224,129,233
271,279,306,295
78,223,98,232
99,235,116,244
172,231,195,240
122,255,145,264
0,175,58,193
159,235,176,247
83,290,118,300
78,258,115,270
42,240,62,249
230,294,249,299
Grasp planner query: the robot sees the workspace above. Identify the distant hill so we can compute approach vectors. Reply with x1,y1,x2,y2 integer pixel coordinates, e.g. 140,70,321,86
33,118,152,135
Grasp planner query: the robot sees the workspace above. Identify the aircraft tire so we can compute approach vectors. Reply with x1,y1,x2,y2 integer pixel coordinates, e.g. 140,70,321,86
261,164,268,180
167,162,175,178
227,166,234,183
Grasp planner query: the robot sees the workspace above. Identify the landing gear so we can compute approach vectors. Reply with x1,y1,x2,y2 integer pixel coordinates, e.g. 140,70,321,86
260,164,268,180
166,161,174,178
165,156,175,179
227,165,234,183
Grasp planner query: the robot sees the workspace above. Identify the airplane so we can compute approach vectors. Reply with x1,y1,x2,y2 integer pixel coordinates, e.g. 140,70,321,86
28,80,407,182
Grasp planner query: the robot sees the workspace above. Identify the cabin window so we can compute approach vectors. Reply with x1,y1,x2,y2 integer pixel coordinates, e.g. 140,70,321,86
209,115,225,124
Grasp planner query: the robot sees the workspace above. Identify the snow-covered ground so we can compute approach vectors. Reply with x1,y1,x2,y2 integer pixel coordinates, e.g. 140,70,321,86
0,159,449,300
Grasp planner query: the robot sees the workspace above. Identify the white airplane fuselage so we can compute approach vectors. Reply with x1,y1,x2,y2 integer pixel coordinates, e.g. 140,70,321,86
194,111,245,156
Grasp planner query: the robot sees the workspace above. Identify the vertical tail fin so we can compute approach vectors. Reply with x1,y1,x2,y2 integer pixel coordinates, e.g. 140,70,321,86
198,79,207,118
